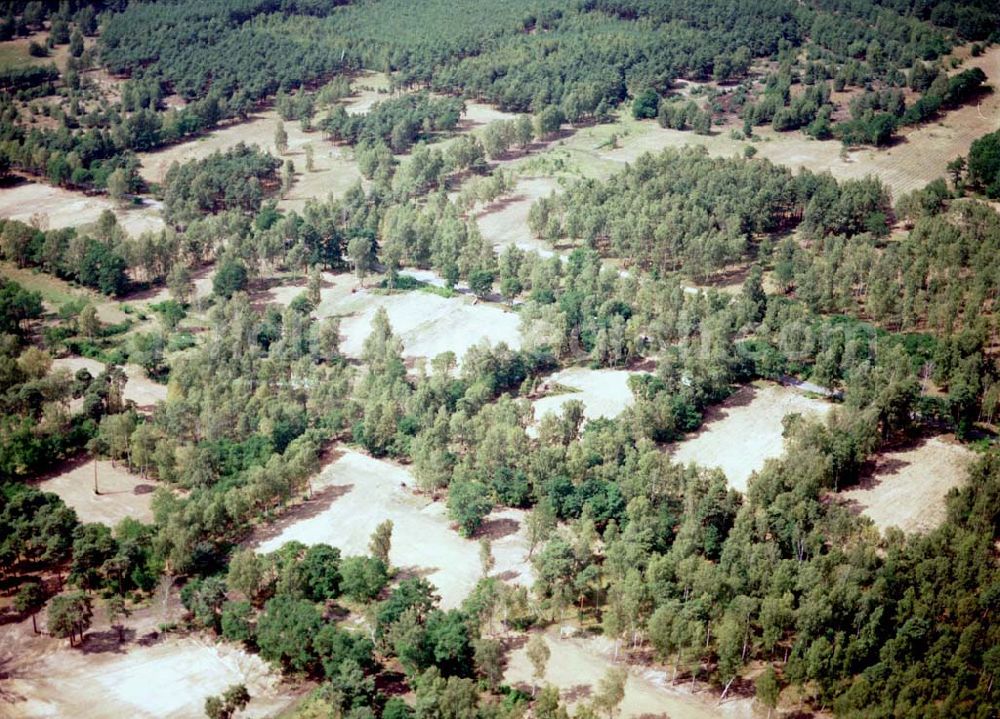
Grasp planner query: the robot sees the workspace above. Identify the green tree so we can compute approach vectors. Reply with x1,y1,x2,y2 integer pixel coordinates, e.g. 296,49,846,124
369,520,393,567
447,480,493,537
14,581,45,634
526,633,550,696
47,591,93,646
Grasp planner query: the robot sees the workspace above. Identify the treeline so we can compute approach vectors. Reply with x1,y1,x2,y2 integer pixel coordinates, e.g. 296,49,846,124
528,147,892,279
162,143,281,225
321,93,464,153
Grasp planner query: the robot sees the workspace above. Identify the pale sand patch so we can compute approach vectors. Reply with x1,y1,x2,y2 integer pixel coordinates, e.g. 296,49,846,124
266,272,526,364
136,109,362,212
51,356,167,411
532,367,641,429
504,628,752,719
2,635,291,719
475,176,562,256
36,458,156,525
462,101,519,127
670,383,832,492
253,449,532,608
840,435,976,534
0,182,164,236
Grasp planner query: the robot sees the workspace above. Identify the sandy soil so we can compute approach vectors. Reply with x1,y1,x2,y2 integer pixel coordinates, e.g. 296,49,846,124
344,71,395,115
0,181,164,237
253,449,532,609
531,367,641,430
136,109,362,213
839,435,976,534
475,177,562,256
1,619,293,719
669,383,832,492
266,271,527,364
504,628,752,719
35,458,156,526
51,356,168,412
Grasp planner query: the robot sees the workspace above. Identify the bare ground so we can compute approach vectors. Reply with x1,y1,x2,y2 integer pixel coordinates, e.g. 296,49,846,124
531,367,643,431
35,457,156,526
0,613,295,719
504,628,753,719
839,435,976,534
252,449,532,609
266,271,528,364
51,356,168,412
475,176,562,256
0,181,164,237
669,383,833,492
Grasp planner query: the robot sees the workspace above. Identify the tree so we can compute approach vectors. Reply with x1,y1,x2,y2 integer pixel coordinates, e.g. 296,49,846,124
79,304,101,338
592,667,627,718
755,665,780,719
107,168,129,206
468,269,494,300
48,591,93,646
369,520,393,566
105,594,130,642
14,581,45,634
340,556,388,603
474,638,504,690
256,596,322,673
632,89,660,119
205,684,251,719
479,539,495,579
213,259,249,298
447,480,493,537
526,633,550,696
346,234,375,287
305,144,315,172
275,121,288,155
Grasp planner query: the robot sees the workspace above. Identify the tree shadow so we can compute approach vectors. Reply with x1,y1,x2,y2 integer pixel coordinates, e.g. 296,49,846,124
247,483,354,547
474,517,520,541
561,684,592,702
80,628,136,654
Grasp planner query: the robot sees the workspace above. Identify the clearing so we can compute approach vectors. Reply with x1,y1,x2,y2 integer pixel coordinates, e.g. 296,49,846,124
839,435,977,534
252,449,532,609
1,618,293,719
475,176,562,256
669,382,833,492
266,271,528,364
0,181,164,237
51,356,168,412
135,109,361,213
531,367,641,430
35,457,156,526
504,628,752,719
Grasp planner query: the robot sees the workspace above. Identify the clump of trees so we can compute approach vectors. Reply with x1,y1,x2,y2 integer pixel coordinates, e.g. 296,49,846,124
322,93,464,153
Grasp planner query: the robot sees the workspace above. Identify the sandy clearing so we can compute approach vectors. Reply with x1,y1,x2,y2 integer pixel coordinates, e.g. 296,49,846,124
1,632,291,719
266,271,526,364
136,109,362,212
531,367,641,430
839,435,976,534
475,176,562,256
462,101,519,127
504,629,752,719
35,458,156,526
253,449,532,609
0,181,164,237
51,356,167,411
670,383,832,492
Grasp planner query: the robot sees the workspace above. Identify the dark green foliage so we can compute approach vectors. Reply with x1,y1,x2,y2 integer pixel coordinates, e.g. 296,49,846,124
256,595,324,674
632,89,660,119
213,260,250,298
339,556,388,602
0,488,78,576
967,129,1000,197
163,144,280,224
322,93,463,152
221,600,255,643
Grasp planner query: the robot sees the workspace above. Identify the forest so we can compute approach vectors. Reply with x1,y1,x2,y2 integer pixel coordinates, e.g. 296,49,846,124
1,1,999,719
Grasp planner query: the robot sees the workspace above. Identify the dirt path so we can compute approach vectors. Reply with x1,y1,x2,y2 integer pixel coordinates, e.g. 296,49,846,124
504,628,752,719
252,449,532,608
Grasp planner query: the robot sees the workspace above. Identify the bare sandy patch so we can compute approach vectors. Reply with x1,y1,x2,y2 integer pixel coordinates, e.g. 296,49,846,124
462,101,519,127
1,631,292,719
670,383,833,492
35,458,156,526
266,271,526,364
839,435,976,534
136,110,361,212
504,628,752,719
0,181,164,236
475,176,562,256
51,356,167,412
531,367,641,429
344,71,395,115
253,449,531,608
